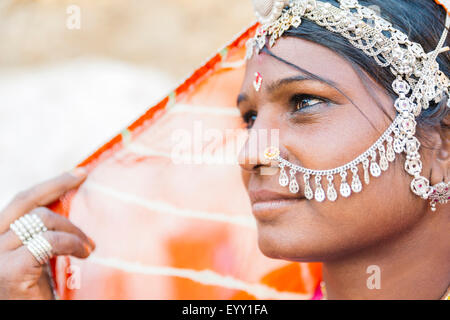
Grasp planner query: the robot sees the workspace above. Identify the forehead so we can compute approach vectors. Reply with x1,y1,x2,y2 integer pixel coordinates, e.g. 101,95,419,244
241,36,360,92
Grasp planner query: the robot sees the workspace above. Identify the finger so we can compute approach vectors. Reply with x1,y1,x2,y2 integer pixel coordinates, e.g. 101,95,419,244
35,207,95,249
0,168,88,233
1,207,96,251
15,231,93,268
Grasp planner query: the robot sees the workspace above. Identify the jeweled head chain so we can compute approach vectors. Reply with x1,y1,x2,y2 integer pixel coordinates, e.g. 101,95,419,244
246,0,450,210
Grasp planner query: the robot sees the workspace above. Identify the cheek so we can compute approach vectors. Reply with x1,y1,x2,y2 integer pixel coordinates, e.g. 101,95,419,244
241,170,250,189
321,160,426,239
324,162,426,258
256,157,427,262
283,102,389,169
256,103,426,261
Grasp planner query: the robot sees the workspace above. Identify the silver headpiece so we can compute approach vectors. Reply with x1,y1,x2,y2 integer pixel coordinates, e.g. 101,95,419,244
247,0,450,208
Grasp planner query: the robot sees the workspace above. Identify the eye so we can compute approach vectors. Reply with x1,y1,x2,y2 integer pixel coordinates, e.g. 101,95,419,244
291,94,327,111
242,110,257,129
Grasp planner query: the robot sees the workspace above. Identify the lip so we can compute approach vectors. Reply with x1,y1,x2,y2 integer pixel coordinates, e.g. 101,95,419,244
249,189,305,221
249,189,303,203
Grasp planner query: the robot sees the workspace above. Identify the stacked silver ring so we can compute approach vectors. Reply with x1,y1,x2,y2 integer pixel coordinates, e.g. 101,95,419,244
10,213,53,265
25,234,53,265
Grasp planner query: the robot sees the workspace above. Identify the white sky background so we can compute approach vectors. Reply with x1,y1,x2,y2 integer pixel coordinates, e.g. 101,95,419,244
0,59,174,209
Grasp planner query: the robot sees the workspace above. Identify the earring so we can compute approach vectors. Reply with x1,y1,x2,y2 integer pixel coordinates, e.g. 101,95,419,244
253,72,262,92
428,181,449,212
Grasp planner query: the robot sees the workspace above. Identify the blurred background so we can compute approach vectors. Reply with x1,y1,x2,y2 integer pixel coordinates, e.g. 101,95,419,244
0,0,254,209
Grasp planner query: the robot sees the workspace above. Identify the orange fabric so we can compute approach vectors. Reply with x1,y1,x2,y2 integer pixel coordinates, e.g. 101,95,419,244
49,23,323,300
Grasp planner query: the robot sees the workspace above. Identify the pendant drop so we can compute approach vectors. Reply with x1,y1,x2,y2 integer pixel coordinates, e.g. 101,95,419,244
279,166,289,187
314,175,326,202
289,169,299,194
351,166,363,193
386,136,396,162
378,145,389,171
326,175,338,202
370,162,381,177
363,158,370,185
339,171,352,198
370,151,382,177
304,174,314,200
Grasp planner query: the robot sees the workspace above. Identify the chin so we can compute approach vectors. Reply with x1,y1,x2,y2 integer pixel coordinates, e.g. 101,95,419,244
255,223,327,262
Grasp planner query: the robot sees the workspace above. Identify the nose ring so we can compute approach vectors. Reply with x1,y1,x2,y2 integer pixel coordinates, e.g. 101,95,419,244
264,146,280,160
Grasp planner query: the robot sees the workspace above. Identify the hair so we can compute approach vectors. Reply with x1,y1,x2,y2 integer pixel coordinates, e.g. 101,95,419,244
261,0,449,147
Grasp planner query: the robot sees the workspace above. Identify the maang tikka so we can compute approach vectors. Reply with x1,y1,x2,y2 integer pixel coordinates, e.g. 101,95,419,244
248,0,450,211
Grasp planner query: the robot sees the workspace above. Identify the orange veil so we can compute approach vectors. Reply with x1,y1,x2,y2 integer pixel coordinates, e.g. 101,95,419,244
48,23,322,300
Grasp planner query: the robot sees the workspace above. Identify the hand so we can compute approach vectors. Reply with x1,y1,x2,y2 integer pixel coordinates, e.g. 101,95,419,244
0,168,95,300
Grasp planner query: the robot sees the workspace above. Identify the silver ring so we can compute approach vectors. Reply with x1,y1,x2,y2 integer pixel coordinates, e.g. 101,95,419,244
26,240,47,265
34,234,53,259
9,223,27,243
10,213,48,245
20,213,48,237
10,219,33,244
26,234,53,265
10,214,53,265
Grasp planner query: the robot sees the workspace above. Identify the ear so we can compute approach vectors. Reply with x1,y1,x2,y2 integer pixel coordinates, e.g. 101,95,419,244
427,116,450,185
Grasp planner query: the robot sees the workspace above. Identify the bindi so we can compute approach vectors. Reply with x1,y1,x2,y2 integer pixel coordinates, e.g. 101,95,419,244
253,72,263,92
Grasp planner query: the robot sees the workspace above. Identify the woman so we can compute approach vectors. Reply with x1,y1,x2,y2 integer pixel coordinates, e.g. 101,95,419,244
237,0,450,299
0,0,448,299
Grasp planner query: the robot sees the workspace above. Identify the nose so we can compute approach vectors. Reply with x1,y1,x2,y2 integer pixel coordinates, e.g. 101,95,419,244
238,126,280,173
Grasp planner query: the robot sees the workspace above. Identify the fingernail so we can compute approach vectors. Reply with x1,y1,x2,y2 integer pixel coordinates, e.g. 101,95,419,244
70,167,88,178
88,236,96,250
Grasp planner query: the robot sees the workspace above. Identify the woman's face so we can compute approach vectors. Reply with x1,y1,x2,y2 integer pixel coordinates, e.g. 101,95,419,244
237,36,431,262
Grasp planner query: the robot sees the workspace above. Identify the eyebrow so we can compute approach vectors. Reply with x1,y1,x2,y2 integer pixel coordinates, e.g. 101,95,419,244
236,74,336,107
266,74,313,94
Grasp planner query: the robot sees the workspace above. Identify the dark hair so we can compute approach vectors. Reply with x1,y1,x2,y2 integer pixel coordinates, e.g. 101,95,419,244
261,0,449,146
